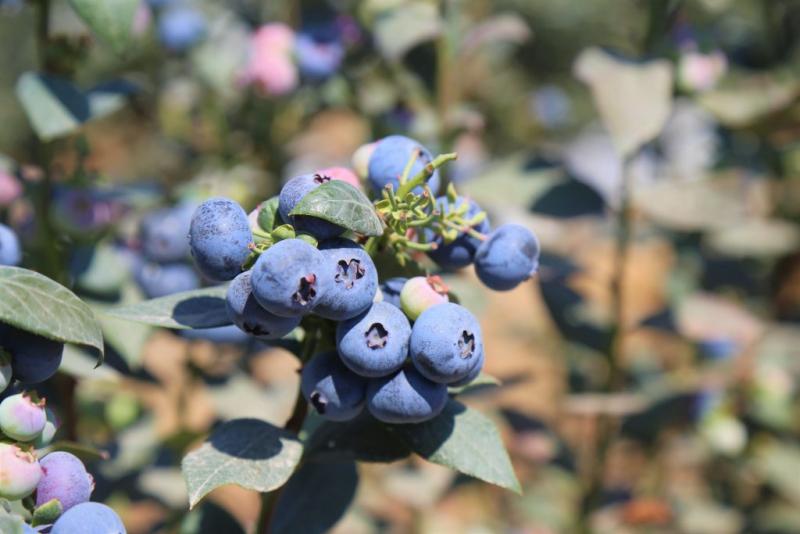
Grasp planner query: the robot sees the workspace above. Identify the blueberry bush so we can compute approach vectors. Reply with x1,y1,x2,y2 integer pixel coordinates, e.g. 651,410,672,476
2,0,800,532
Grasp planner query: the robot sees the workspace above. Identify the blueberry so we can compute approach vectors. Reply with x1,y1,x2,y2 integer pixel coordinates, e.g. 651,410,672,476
139,202,195,263
366,365,447,424
251,239,328,317
313,238,378,320
51,502,126,534
409,303,483,384
301,351,367,421
134,261,200,299
178,325,250,344
336,302,410,378
447,351,484,388
400,276,449,321
0,443,42,500
426,197,490,270
474,224,539,291
0,392,46,441
278,173,344,239
294,32,344,80
379,277,407,308
0,325,64,384
367,135,441,195
0,223,21,266
158,5,206,52
33,407,58,448
226,271,300,340
189,198,253,282
36,451,94,512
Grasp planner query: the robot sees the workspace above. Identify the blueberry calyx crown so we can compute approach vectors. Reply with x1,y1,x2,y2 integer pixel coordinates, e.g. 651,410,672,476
365,322,389,349
293,274,318,306
312,173,331,185
309,391,327,414
458,330,475,359
335,259,365,289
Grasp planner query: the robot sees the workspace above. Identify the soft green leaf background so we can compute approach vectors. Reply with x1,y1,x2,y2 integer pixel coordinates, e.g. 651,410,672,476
69,0,139,55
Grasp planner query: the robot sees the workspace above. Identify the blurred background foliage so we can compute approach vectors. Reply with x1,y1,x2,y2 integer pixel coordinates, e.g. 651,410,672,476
3,0,800,532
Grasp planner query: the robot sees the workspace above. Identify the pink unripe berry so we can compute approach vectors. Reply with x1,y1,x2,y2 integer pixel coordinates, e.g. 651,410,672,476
252,23,295,53
240,24,298,96
0,170,22,207
400,276,450,321
0,392,47,442
0,442,42,500
36,451,95,512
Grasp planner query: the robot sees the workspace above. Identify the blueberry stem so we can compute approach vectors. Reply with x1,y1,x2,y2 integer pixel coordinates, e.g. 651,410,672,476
398,148,421,185
396,152,457,198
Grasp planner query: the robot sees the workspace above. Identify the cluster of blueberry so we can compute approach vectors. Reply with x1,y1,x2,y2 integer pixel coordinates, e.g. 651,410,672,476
187,135,540,424
0,332,125,531
134,201,199,299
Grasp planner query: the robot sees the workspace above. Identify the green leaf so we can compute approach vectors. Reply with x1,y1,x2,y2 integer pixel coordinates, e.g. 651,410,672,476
373,1,442,61
270,460,358,534
257,197,282,232
32,498,63,527
182,418,303,509
102,286,230,330
290,181,384,237
304,414,412,463
394,400,520,493
574,48,673,157
69,0,139,55
16,72,89,141
0,266,104,361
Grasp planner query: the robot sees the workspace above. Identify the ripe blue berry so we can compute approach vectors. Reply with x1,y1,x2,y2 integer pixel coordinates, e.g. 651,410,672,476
158,5,206,52
379,277,406,309
294,32,344,80
400,276,449,321
367,135,441,195
226,271,300,340
301,351,367,421
189,198,253,282
0,325,64,384
448,351,484,388
251,239,328,317
336,302,411,378
474,224,539,291
0,443,41,500
0,223,21,266
36,451,94,512
139,202,195,263
409,303,483,384
313,239,378,320
367,365,447,424
51,502,126,534
426,196,489,269
278,173,344,239
0,392,46,441
134,261,200,299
